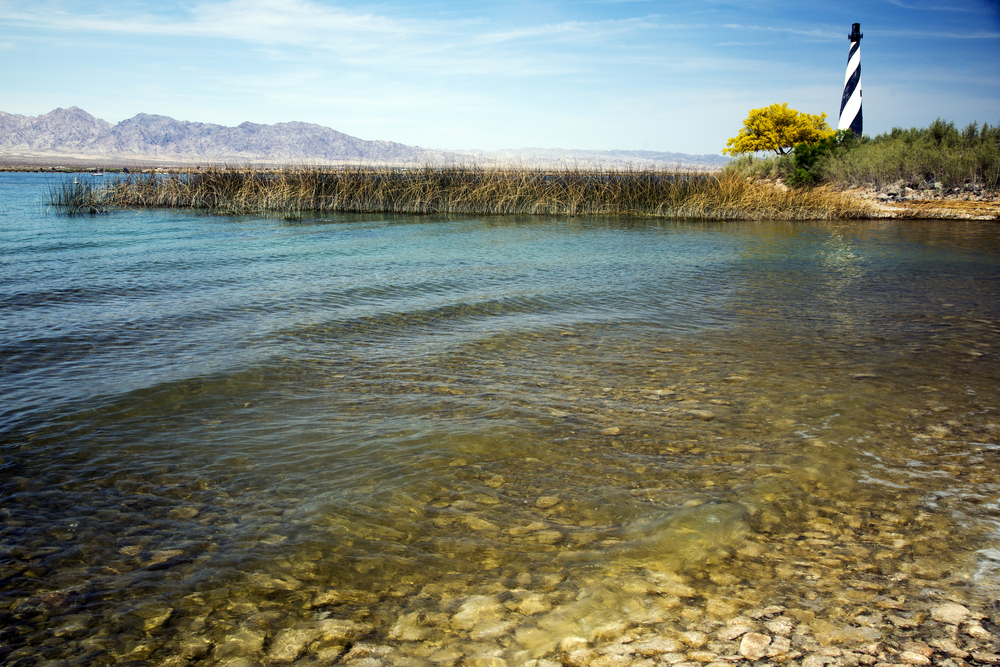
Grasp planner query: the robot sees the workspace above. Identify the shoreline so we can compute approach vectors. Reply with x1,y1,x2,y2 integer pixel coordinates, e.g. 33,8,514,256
6,161,997,220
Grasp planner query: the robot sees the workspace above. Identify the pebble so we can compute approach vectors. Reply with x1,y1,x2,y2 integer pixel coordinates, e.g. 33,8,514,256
266,627,319,663
739,632,772,660
931,603,970,625
536,496,561,509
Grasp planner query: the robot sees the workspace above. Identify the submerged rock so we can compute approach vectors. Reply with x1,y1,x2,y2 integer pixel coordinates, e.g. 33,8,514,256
931,603,971,625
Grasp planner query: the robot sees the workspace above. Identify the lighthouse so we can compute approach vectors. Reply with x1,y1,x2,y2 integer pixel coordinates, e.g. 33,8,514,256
838,23,863,136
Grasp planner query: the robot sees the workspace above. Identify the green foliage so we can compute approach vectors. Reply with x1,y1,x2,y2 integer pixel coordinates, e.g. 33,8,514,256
723,153,794,180
820,118,1000,191
787,130,859,187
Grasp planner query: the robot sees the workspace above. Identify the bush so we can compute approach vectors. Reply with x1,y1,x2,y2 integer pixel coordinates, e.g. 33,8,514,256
787,130,861,187
723,154,794,181
819,119,1000,191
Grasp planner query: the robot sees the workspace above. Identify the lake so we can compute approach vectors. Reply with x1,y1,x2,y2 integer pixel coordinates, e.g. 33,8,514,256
2,172,999,665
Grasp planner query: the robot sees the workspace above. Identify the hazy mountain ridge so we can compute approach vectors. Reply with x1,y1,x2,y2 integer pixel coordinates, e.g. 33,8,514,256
456,146,728,169
0,107,728,168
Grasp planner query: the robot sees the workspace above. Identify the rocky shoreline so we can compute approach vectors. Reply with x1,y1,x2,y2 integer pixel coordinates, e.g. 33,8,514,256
146,591,1000,667
843,182,999,221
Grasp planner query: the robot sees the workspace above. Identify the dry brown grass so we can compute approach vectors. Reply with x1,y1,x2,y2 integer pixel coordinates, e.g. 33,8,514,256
51,164,875,221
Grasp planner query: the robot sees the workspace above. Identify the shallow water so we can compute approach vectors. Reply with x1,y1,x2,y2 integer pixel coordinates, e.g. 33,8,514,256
2,172,999,664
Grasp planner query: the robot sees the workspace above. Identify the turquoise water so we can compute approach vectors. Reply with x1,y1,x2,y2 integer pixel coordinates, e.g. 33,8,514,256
2,172,1000,663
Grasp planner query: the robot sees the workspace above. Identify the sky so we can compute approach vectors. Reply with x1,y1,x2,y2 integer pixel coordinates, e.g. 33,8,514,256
1,0,998,155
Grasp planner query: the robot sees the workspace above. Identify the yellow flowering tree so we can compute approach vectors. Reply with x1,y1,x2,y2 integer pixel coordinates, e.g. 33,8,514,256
723,103,834,156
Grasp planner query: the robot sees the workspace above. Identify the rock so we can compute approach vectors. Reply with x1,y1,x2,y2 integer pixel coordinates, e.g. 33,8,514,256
179,636,213,659
315,645,348,662
389,612,433,641
686,650,718,662
931,603,970,625
466,516,499,531
802,655,833,667
341,642,394,662
889,615,919,629
134,605,173,631
266,627,319,663
749,605,787,619
717,623,753,641
513,593,552,616
964,620,993,640
600,427,621,436
216,659,262,667
470,618,515,640
680,631,708,648
899,651,932,665
685,410,715,421
767,636,792,657
563,648,599,666
534,529,563,544
216,627,267,657
560,636,590,653
705,598,737,617
634,638,684,656
765,616,795,637
739,632,771,661
536,496,561,509
651,572,696,597
452,596,504,631
316,618,372,642
929,638,968,658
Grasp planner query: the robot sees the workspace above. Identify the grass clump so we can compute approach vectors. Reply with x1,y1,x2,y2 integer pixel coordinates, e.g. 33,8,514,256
50,164,873,221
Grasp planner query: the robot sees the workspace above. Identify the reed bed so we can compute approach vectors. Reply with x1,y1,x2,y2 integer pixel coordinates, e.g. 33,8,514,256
50,164,874,221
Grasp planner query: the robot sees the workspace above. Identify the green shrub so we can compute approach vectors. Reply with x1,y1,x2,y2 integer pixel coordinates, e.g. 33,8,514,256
819,119,999,191
724,153,794,180
787,130,860,187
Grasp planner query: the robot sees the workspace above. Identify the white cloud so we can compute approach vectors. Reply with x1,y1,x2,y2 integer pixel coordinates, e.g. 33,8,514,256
723,23,842,41
883,0,977,12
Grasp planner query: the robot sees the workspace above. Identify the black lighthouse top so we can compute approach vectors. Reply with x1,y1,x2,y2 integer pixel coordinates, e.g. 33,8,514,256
849,23,863,42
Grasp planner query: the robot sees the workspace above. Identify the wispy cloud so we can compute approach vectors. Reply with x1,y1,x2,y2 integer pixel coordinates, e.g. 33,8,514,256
0,0,670,73
723,23,842,41
875,28,1000,39
884,0,977,12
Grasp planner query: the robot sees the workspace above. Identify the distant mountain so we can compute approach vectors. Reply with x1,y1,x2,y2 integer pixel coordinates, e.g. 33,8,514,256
0,107,456,164
0,107,728,168
458,146,728,169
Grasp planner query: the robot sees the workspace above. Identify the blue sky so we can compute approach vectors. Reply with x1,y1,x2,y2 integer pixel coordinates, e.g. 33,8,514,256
1,0,998,155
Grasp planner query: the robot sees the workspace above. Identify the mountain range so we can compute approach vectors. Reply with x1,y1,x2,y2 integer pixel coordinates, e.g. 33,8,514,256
0,107,728,169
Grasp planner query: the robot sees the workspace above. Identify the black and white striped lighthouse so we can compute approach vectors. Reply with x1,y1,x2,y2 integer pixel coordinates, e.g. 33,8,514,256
838,22,863,136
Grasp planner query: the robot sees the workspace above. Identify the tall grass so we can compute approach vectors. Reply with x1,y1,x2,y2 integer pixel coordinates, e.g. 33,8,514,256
50,164,874,221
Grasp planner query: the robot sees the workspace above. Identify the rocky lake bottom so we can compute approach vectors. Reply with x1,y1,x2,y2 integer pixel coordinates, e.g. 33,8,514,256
1,173,999,666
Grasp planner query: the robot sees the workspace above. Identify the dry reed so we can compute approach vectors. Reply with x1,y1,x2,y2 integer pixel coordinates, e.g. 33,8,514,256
50,164,874,221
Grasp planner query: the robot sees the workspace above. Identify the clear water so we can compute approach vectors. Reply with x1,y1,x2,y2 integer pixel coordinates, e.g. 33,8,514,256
2,172,999,664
